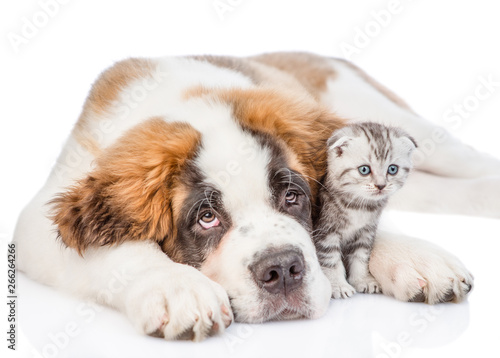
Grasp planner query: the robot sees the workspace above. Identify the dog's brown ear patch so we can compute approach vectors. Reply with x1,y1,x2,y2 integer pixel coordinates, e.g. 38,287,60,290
50,118,201,255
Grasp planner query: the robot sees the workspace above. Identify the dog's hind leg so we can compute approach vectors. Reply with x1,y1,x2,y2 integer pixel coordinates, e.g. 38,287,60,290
387,171,500,218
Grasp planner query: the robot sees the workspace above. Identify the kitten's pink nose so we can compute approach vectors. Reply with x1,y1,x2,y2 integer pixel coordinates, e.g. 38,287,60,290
376,184,386,190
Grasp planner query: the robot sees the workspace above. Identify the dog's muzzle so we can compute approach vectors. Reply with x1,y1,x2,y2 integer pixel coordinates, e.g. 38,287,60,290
250,247,305,296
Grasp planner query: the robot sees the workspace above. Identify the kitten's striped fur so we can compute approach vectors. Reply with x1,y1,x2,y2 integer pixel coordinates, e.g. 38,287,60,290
314,122,417,298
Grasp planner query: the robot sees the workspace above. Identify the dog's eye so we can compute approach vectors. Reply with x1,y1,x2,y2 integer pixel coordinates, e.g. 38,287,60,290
199,211,220,229
285,191,298,204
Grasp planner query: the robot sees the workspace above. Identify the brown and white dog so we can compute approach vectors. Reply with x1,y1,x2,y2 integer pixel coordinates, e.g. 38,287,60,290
14,52,498,341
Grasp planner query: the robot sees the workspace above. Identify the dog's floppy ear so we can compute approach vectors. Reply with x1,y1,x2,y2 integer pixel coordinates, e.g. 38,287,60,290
50,118,201,255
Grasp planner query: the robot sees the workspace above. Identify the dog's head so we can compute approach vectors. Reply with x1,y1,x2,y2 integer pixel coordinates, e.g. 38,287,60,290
51,87,343,322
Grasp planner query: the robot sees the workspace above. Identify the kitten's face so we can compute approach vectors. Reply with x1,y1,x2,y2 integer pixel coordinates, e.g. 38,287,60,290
327,124,416,201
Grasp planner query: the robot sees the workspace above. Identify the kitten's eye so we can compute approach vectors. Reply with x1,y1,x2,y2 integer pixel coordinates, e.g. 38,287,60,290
358,165,371,176
387,165,399,175
285,191,298,204
199,211,220,229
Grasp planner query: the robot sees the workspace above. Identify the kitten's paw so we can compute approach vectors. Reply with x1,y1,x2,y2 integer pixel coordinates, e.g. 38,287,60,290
331,282,356,299
349,275,381,294
370,233,474,304
321,266,356,299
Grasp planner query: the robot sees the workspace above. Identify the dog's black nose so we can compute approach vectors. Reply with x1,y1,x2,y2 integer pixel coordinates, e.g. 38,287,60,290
250,249,305,295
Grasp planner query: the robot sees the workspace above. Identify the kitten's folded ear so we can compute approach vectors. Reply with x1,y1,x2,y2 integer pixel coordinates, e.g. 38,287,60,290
327,130,351,157
401,134,418,152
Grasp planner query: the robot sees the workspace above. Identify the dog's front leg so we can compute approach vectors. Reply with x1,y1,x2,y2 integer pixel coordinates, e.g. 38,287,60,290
74,241,233,341
369,230,473,304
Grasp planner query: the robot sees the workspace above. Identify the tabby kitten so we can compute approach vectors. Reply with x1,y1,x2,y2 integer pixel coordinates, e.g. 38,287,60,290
315,122,417,299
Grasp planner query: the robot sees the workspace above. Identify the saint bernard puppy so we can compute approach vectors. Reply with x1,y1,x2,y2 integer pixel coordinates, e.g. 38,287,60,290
14,52,498,341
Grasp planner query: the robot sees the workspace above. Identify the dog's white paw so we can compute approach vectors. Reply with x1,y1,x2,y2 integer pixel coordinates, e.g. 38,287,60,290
349,274,381,294
124,264,233,341
370,233,474,304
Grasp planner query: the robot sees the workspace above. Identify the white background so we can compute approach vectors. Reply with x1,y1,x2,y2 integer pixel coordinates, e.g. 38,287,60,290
1,1,500,357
